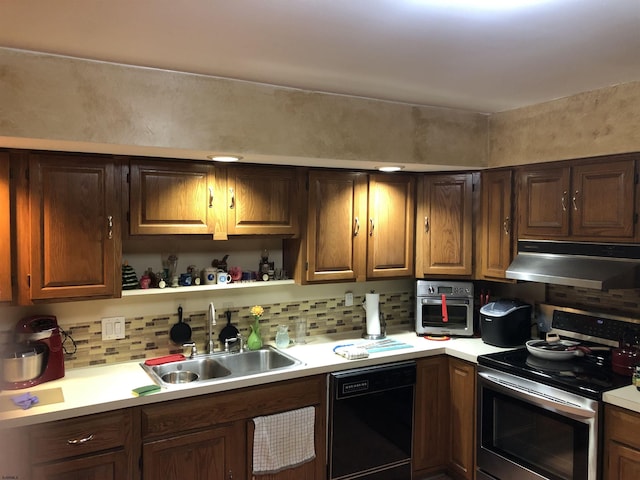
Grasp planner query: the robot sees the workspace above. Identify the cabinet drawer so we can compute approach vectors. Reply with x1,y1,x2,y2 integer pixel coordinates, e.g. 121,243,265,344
29,410,131,463
606,405,640,450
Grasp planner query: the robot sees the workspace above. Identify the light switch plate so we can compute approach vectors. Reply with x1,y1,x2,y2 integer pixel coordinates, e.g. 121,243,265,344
102,316,126,340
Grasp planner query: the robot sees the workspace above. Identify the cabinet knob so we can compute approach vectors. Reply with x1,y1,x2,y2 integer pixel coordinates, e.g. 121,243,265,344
369,218,374,236
354,217,360,236
561,191,568,211
572,190,579,211
107,216,113,239
424,216,430,233
209,187,214,208
503,216,510,235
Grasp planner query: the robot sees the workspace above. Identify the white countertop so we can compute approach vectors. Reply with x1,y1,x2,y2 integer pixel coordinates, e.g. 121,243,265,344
2,330,638,428
603,385,640,414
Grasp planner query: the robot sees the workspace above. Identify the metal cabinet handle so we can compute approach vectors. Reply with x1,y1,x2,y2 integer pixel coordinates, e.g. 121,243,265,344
107,216,113,239
208,187,214,208
67,434,94,445
572,190,579,211
354,217,360,236
369,218,374,236
228,470,233,479
503,216,510,234
229,188,235,209
561,191,568,211
424,216,430,233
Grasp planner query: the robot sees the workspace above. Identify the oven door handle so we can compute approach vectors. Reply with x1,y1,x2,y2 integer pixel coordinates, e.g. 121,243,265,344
478,371,597,420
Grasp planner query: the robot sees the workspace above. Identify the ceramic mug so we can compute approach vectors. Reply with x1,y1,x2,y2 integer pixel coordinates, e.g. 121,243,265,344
202,267,218,285
217,271,232,285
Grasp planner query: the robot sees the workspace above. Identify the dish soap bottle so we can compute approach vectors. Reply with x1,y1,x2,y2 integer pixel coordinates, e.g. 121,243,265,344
633,365,640,391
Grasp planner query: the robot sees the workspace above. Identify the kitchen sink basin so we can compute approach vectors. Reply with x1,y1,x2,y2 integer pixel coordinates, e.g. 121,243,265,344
141,346,303,387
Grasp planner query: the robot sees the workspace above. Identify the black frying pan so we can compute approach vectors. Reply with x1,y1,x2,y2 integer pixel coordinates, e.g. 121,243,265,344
170,305,192,344
218,310,239,344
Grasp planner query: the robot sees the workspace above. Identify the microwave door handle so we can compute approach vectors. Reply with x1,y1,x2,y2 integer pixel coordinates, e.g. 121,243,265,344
478,371,596,420
441,294,448,323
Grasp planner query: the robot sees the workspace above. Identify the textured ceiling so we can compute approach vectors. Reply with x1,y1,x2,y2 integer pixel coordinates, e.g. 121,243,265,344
0,0,639,113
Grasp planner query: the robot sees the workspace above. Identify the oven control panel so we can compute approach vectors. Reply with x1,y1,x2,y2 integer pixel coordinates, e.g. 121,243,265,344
416,280,473,298
553,310,640,343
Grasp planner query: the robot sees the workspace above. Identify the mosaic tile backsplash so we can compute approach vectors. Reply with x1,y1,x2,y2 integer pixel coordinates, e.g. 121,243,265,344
63,291,414,369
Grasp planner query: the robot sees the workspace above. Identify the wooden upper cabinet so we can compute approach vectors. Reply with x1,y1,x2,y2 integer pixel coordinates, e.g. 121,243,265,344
480,169,514,280
128,160,218,235
571,160,635,238
416,173,473,277
17,153,120,302
518,157,637,241
0,152,12,303
226,165,299,236
305,170,367,282
517,165,571,238
367,174,415,279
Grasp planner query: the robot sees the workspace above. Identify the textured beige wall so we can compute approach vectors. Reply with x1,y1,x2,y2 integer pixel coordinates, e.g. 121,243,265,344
489,81,640,167
0,48,487,170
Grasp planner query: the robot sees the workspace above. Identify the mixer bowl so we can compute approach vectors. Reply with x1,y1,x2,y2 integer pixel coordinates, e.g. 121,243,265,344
2,344,45,383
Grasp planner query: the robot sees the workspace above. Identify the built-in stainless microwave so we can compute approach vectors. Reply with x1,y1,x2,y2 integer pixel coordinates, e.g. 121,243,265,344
415,280,474,337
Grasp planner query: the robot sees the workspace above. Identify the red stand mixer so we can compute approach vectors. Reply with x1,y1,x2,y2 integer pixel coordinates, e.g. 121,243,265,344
2,316,65,390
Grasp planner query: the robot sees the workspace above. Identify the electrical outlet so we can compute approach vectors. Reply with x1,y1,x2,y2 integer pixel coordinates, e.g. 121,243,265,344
345,292,354,307
102,316,126,340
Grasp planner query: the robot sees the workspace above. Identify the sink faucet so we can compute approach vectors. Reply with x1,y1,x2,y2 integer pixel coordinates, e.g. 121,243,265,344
183,342,198,358
224,333,245,353
206,302,216,354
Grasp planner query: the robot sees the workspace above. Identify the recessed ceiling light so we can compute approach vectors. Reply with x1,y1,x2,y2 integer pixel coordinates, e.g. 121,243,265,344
377,165,404,172
206,154,243,162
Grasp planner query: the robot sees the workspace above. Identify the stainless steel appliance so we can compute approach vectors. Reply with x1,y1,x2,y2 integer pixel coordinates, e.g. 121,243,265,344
476,305,638,480
415,280,474,337
328,361,416,480
505,240,640,290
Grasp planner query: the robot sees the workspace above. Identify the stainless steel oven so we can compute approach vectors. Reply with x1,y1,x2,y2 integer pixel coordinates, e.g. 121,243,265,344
415,280,473,337
476,304,636,480
477,365,598,480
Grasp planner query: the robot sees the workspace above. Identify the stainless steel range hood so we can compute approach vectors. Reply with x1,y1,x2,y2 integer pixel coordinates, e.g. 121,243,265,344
505,240,640,290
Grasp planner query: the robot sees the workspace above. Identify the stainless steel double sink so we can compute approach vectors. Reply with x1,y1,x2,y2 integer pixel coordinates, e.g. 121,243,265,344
140,346,303,387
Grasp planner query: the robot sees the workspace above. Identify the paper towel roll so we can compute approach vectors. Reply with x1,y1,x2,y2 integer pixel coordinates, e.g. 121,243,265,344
364,293,381,335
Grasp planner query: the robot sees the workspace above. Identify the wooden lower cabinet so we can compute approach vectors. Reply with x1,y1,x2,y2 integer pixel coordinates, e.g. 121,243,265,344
448,357,476,480
413,356,450,477
605,405,640,480
140,375,326,480
143,422,244,480
27,409,135,480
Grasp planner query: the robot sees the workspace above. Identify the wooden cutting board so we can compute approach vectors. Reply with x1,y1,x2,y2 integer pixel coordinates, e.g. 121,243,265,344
0,387,64,412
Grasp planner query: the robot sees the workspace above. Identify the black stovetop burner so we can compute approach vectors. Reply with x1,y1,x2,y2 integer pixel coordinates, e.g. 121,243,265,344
478,347,630,400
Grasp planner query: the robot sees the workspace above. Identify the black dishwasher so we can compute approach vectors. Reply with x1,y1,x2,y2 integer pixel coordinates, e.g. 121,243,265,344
328,360,416,480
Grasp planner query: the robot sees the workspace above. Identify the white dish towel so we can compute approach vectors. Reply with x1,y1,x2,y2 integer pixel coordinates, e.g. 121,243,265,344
252,406,316,475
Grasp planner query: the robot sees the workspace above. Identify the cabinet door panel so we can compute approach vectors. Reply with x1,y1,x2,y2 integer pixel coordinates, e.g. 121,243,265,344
306,171,367,282
129,160,216,235
0,152,11,302
480,170,513,279
367,174,415,278
607,442,640,480
571,160,635,238
227,166,298,235
143,423,244,480
413,356,449,475
31,450,128,480
417,173,473,276
449,358,475,480
27,153,119,301
518,167,570,237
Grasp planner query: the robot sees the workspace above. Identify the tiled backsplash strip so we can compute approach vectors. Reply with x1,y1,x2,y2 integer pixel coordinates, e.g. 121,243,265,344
63,291,414,369
547,285,640,318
